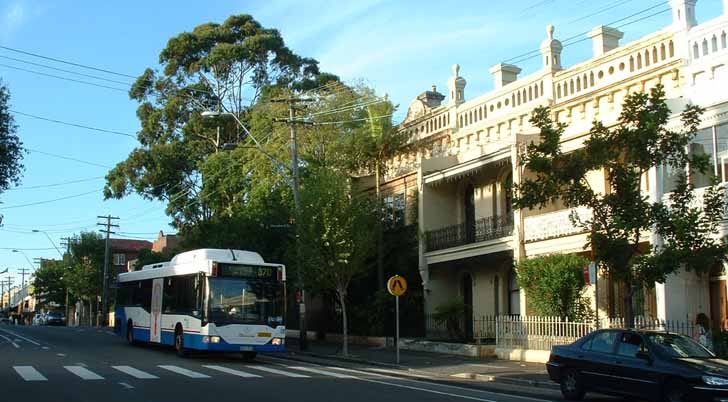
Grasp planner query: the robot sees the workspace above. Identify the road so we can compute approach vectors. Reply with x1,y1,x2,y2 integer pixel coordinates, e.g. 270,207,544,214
0,324,623,402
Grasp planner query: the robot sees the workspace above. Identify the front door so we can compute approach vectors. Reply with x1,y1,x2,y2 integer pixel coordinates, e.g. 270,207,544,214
150,278,163,343
462,274,473,341
710,280,728,329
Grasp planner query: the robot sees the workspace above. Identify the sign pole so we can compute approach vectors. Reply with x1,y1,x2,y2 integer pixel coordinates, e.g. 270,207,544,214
396,295,400,364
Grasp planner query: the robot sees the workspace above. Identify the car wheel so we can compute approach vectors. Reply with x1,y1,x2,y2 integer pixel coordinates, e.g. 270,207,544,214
664,379,688,402
560,369,586,401
175,328,188,357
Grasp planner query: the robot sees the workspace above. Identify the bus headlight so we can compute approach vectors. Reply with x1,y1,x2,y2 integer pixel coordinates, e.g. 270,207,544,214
271,338,283,345
210,336,221,344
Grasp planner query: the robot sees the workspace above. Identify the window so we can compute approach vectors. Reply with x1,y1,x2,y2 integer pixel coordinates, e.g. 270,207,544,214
690,127,715,188
508,270,520,315
717,123,728,182
113,253,126,266
163,275,198,315
132,280,152,311
383,193,406,229
587,331,618,354
617,332,645,357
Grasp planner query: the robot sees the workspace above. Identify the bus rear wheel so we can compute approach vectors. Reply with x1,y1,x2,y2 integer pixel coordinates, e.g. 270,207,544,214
175,327,188,357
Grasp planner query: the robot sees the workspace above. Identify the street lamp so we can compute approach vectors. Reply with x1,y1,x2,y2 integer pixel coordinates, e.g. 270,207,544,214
31,229,64,258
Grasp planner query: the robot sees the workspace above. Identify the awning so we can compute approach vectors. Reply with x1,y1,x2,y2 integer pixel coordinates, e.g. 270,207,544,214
423,146,511,185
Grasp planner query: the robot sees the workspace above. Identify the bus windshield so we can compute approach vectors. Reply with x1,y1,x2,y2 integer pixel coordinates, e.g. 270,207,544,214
207,277,284,327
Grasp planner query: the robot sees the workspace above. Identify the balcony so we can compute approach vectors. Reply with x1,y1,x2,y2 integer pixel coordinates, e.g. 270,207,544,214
523,207,591,242
425,214,514,252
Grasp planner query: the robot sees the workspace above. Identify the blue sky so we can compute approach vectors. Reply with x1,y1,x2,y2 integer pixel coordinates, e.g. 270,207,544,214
0,0,725,284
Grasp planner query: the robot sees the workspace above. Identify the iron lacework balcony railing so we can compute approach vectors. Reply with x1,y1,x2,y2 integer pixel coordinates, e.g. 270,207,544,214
425,214,514,252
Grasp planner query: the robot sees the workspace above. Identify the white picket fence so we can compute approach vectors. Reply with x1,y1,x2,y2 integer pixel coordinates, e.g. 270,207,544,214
495,316,698,351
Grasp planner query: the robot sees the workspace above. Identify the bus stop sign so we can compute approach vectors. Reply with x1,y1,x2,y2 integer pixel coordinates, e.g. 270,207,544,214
387,275,407,297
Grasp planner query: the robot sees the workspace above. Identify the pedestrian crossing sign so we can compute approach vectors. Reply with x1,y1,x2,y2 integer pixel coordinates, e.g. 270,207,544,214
387,275,407,297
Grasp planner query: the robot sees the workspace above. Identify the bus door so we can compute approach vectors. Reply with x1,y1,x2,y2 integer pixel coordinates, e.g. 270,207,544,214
150,278,163,343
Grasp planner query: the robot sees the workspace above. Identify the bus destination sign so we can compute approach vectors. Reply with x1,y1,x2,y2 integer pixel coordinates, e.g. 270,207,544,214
218,264,276,280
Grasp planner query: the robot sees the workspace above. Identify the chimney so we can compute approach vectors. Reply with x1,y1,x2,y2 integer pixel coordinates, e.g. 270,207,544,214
587,26,624,57
670,0,698,31
416,85,445,108
489,63,522,89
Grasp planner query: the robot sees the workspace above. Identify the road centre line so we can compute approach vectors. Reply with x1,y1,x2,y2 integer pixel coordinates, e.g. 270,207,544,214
0,333,20,348
0,328,42,346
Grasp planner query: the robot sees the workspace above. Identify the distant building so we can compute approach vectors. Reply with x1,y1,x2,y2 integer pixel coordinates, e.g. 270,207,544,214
110,239,153,274
152,231,180,254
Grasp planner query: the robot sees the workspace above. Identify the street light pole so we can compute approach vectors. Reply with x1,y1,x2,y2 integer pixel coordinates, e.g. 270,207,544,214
32,230,64,258
12,249,34,272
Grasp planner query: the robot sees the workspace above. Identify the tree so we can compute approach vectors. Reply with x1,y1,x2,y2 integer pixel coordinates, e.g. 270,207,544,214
516,254,592,320
63,232,106,323
32,259,68,308
514,85,727,326
104,14,336,229
298,168,378,356
0,81,24,219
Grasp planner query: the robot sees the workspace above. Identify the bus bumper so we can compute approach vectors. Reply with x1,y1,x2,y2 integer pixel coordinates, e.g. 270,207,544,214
185,334,286,353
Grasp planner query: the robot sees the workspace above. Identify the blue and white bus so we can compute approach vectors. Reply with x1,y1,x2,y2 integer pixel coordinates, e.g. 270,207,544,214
114,248,286,358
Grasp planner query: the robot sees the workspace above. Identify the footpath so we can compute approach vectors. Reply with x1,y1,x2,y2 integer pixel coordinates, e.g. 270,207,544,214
280,339,556,391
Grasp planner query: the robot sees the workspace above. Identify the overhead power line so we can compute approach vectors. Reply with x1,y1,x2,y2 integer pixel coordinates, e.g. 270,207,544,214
7,176,104,191
0,45,137,79
11,110,136,138
0,63,129,92
25,148,113,169
0,55,134,86
0,188,102,210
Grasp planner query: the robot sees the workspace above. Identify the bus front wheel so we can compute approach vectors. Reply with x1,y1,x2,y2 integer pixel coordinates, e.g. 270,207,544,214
126,321,137,345
241,352,257,361
175,326,188,357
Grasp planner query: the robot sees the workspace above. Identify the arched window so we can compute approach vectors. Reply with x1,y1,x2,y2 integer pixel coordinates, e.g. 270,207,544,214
576,77,581,91
528,87,533,101
713,35,718,52
660,43,666,60
669,40,675,57
556,85,561,98
722,32,727,49
703,39,709,56
569,79,574,94
694,42,700,59
629,56,634,72
533,84,538,98
652,47,658,63
637,53,642,68
517,91,521,104
540,81,544,96
590,71,595,86
644,50,650,66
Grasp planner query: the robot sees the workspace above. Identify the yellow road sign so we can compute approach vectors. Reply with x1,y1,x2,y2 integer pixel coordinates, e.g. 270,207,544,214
387,275,407,297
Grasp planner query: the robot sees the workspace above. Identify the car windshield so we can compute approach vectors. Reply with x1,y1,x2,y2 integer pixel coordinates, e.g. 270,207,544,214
645,333,714,358
207,277,284,327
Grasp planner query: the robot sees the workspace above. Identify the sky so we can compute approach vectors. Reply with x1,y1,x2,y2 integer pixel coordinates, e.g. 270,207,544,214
0,0,725,286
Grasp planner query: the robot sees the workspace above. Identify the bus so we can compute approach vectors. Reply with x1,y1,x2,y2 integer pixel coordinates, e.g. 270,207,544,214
114,248,286,359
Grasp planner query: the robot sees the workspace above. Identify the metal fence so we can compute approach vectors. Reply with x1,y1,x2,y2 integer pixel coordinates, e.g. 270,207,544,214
495,315,702,352
425,214,514,252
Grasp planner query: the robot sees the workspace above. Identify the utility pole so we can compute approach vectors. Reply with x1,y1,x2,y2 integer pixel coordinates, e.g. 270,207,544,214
60,237,73,325
272,96,314,350
97,215,119,327
18,268,29,288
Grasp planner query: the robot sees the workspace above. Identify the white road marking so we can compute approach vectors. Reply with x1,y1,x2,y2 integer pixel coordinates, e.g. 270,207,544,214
14,366,48,381
113,366,159,379
42,346,50,350
0,333,20,349
105,331,115,336
158,365,210,379
203,365,261,378
65,366,104,380
466,364,509,369
245,364,309,378
56,353,66,357
286,366,356,379
367,368,434,379
0,328,41,346
118,382,135,389
331,366,553,402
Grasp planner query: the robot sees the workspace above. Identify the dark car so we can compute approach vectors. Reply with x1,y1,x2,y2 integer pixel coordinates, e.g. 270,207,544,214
547,329,728,402
45,312,65,326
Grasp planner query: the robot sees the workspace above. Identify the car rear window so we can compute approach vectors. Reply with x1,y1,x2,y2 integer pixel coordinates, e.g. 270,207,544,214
584,331,618,354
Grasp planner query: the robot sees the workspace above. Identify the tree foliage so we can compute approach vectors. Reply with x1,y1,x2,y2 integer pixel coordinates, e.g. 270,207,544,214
104,14,337,228
516,254,592,320
32,259,67,307
64,232,106,302
298,168,378,355
514,85,727,325
0,81,24,198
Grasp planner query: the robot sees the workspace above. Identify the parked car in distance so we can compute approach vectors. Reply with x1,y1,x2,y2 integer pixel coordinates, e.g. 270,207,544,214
32,313,44,326
45,311,65,326
547,328,728,402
